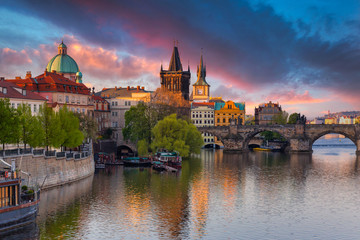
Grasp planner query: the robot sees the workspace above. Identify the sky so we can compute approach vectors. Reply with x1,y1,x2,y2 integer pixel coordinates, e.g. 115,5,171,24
1,0,360,119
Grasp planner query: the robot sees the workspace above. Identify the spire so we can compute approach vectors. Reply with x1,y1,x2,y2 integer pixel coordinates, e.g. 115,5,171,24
194,51,208,86
168,41,183,71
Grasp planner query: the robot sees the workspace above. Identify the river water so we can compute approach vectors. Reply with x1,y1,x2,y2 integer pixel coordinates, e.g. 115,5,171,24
4,138,360,239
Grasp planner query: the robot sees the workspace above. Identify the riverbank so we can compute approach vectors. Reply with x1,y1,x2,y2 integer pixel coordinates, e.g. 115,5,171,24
2,150,94,190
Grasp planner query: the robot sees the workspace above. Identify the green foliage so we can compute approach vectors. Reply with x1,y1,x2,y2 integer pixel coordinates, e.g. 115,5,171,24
137,139,149,156
38,103,65,150
102,128,113,139
0,99,20,147
288,113,299,124
59,106,84,148
17,103,44,148
272,111,289,124
123,102,151,144
151,114,203,157
260,131,285,141
75,113,97,141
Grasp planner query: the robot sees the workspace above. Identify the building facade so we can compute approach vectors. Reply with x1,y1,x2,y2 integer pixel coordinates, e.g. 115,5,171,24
97,86,152,146
191,102,215,145
160,44,191,100
92,95,111,134
254,101,282,125
0,77,46,115
7,71,94,115
215,101,245,126
192,54,210,102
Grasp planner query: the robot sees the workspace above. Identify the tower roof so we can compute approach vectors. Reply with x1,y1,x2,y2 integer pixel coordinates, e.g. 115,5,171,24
168,46,183,71
193,53,209,86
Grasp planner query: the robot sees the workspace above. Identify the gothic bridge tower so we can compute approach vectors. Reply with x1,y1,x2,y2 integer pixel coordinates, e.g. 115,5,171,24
160,43,191,100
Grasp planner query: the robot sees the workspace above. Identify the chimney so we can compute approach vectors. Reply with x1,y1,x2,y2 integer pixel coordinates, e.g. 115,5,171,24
127,86,130,91
44,69,48,76
141,87,144,90
15,76,21,80
0,77,4,81
115,86,117,90
25,71,32,78
137,86,140,91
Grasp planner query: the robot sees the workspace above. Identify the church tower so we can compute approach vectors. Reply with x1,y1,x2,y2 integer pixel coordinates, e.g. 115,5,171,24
192,53,210,102
160,43,191,100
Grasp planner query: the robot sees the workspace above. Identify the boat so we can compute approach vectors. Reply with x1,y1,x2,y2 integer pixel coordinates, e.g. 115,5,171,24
152,161,178,172
123,157,152,167
253,145,281,152
154,150,182,169
0,159,40,233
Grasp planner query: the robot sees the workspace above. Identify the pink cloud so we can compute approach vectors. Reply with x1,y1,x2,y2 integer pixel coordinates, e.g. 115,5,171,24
266,90,328,105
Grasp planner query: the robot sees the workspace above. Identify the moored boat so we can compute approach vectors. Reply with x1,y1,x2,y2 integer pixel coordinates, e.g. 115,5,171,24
253,146,281,152
154,150,182,169
0,159,40,233
123,157,152,167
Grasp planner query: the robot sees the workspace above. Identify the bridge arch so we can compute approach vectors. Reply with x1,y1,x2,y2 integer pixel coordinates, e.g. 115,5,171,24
117,145,135,157
309,130,356,149
243,129,290,151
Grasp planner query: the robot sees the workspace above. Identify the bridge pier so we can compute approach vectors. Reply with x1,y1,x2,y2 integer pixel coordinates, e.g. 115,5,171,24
289,138,312,153
356,140,360,155
222,138,246,151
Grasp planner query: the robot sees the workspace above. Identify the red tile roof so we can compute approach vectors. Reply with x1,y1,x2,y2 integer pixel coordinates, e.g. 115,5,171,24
0,80,46,101
7,71,90,95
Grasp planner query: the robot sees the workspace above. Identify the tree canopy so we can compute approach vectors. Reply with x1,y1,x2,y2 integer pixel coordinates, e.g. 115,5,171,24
151,114,203,157
59,106,84,149
272,111,289,124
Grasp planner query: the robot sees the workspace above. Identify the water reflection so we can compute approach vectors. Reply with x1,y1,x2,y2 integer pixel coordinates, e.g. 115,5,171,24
33,146,360,239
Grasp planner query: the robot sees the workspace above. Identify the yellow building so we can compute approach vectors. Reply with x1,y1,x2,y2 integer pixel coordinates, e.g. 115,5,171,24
215,100,245,126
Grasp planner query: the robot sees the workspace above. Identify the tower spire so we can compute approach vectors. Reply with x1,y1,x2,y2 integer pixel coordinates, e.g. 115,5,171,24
168,41,183,71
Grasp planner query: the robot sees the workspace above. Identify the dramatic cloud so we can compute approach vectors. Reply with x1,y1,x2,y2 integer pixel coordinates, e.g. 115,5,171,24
266,90,328,105
0,48,32,76
1,0,360,118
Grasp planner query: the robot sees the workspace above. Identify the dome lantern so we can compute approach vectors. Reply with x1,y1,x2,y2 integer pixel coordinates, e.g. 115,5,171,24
58,40,67,55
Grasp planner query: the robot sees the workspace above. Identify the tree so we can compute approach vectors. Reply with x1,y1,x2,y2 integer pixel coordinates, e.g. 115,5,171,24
102,128,113,139
17,103,44,149
123,102,151,144
137,139,149,156
59,106,84,149
38,103,65,150
288,113,299,124
272,111,289,124
75,113,98,141
151,114,203,157
0,99,19,149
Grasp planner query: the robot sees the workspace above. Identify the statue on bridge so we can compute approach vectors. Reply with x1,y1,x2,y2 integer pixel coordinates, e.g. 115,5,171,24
296,113,307,125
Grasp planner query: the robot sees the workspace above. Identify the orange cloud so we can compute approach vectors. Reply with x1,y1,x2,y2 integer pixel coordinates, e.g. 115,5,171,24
60,35,159,81
266,90,328,105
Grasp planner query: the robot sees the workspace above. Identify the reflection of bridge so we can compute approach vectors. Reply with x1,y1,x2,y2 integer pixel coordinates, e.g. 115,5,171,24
198,124,360,153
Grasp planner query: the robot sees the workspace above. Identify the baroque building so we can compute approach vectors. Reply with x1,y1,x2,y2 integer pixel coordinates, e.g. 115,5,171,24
46,41,82,82
160,44,190,100
191,102,215,145
215,100,245,126
192,54,210,102
254,101,282,125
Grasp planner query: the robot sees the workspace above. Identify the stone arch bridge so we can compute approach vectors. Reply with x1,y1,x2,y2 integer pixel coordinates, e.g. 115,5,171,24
198,124,360,153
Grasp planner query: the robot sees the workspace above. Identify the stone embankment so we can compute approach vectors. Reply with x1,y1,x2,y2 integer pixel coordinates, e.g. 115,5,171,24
1,148,94,190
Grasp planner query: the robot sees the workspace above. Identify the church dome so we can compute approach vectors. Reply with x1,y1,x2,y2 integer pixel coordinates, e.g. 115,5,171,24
46,41,79,74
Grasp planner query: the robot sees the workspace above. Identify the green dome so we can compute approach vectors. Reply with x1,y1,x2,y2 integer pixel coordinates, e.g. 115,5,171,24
59,42,67,48
46,54,79,74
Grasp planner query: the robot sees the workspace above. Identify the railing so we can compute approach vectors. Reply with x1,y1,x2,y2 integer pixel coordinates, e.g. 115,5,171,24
0,147,91,160
33,149,44,155
56,152,66,158
45,150,56,157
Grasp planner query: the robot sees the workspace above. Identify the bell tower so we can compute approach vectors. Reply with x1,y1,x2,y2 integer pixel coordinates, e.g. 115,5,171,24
160,42,191,100
192,53,210,102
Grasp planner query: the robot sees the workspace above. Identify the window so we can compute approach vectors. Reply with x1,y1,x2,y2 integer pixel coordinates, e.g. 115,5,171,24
217,118,220,123
125,101,127,106
3,87,7,94
115,101,118,106
128,101,131,106
34,104,37,112
11,103,15,108
112,102,114,106
82,109,85,113
46,96,49,100
223,118,225,123
17,103,20,108
65,96,69,103
22,89,26,96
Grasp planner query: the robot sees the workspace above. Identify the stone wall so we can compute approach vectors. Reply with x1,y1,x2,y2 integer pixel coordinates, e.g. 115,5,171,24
3,154,94,190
